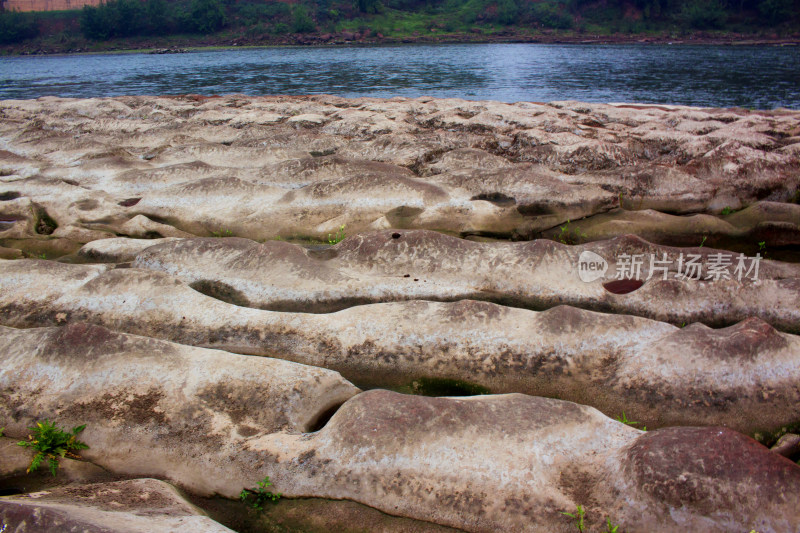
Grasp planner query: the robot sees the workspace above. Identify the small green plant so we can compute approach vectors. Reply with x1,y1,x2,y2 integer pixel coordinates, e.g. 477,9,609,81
699,235,707,247
606,517,620,532
327,224,346,245
616,412,646,431
720,206,734,215
556,220,588,245
0,427,4,437
757,241,768,257
211,229,233,237
17,420,89,476
240,476,281,510
561,504,586,532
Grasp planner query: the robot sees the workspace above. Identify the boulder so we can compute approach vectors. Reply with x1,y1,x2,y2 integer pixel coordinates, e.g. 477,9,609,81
253,390,800,533
771,433,800,459
0,478,234,532
0,322,359,495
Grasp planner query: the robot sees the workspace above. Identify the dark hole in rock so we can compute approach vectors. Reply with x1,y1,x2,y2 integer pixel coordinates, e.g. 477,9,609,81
0,487,24,496
516,203,552,216
392,232,401,239
307,402,345,432
62,179,79,186
0,191,21,201
118,197,141,207
470,192,516,207
410,377,491,397
34,207,57,235
309,148,336,157
189,280,251,308
603,279,644,294
403,274,410,278
143,231,163,239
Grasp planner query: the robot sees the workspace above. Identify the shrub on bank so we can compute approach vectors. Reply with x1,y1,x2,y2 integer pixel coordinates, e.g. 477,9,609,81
679,0,728,29
0,11,40,44
80,0,226,39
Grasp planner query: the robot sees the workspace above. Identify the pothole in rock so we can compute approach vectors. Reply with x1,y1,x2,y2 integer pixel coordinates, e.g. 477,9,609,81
306,402,346,432
118,197,141,207
390,377,492,397
33,206,58,235
603,279,644,294
0,191,21,201
470,192,516,207
189,280,251,308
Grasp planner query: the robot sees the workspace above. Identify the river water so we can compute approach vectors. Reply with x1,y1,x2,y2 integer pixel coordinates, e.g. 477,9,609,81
1,43,798,108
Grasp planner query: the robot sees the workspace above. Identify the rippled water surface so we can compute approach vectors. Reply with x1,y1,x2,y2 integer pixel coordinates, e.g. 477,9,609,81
1,43,799,107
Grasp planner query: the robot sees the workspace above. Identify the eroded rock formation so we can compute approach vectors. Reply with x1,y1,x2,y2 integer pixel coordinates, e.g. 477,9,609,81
120,231,800,332
1,264,798,434
1,96,798,257
0,322,359,495
1,95,799,532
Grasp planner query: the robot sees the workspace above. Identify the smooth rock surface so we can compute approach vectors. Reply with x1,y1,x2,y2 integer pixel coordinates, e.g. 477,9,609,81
253,390,800,533
78,236,181,263
771,433,800,459
130,231,800,331
1,262,799,433
0,478,234,532
0,322,359,495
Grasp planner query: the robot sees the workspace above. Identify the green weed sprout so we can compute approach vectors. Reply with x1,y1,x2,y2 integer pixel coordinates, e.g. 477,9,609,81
562,504,586,532
17,420,89,476
616,412,646,431
240,476,281,510
327,224,346,245
556,220,588,245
